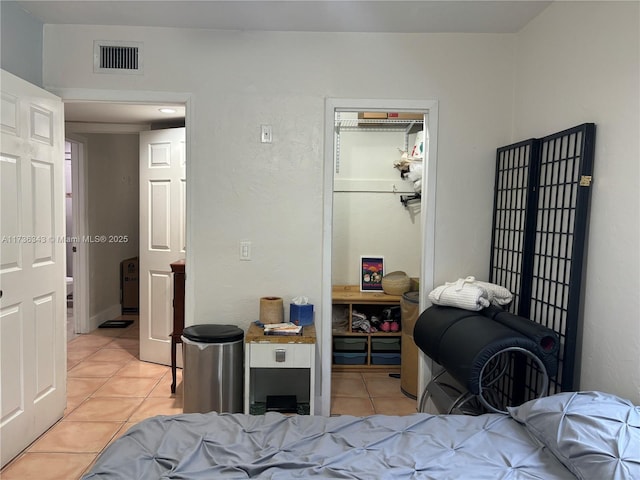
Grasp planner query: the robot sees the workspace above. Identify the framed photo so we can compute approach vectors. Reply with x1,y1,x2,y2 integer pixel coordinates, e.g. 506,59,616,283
360,256,384,292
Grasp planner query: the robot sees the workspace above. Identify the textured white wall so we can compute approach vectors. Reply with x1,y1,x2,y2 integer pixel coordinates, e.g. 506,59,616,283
43,27,515,412
333,193,422,285
333,127,421,285
514,2,640,403
0,1,43,86
43,26,514,329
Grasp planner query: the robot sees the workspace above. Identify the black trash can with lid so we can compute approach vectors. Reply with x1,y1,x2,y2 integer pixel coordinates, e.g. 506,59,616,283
181,324,244,414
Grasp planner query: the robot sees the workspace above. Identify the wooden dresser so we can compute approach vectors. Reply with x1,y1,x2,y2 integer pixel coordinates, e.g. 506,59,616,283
170,259,185,393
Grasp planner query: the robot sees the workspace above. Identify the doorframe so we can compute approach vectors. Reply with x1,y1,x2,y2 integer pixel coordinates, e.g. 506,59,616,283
65,135,90,333
49,87,194,332
321,98,439,416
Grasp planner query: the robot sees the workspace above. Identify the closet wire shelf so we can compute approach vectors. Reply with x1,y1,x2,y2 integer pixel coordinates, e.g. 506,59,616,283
335,118,424,132
334,114,424,175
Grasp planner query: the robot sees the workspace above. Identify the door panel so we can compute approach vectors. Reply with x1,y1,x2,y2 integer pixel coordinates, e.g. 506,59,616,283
1,93,19,133
0,69,66,467
1,155,21,270
32,160,55,263
34,294,56,399
30,105,53,144
139,127,185,365
0,305,23,417
150,271,172,340
149,180,171,249
180,179,187,252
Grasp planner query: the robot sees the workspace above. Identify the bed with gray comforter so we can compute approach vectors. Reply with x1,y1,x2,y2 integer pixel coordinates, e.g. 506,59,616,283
82,391,639,479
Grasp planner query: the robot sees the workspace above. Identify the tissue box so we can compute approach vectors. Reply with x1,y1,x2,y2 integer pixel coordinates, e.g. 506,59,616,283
290,304,314,326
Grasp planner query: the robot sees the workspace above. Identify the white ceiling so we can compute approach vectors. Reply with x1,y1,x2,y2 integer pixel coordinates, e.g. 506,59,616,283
24,0,551,124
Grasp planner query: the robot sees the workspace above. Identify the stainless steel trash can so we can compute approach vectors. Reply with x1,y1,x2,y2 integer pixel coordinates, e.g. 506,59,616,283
181,324,244,414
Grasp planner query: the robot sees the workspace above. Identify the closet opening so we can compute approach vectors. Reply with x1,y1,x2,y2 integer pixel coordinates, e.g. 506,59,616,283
321,99,439,416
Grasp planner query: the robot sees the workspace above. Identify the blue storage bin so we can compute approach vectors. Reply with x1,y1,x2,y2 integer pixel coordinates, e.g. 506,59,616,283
333,352,367,365
371,352,401,365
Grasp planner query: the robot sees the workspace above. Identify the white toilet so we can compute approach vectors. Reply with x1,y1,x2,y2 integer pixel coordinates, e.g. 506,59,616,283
66,276,73,299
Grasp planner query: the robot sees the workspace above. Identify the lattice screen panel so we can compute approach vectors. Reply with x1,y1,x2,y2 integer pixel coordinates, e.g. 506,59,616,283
490,139,539,316
490,123,595,403
530,124,595,392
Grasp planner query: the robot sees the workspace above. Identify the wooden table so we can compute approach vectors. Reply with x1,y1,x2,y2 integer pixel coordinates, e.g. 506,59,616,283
170,259,185,394
244,323,316,415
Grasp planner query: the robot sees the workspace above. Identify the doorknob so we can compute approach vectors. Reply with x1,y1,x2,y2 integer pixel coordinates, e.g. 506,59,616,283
72,246,77,252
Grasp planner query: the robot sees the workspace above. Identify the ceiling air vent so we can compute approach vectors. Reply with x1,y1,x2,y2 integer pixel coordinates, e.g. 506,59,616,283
94,41,143,74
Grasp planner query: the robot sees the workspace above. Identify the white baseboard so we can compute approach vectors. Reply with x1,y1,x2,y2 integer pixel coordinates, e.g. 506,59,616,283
89,304,122,332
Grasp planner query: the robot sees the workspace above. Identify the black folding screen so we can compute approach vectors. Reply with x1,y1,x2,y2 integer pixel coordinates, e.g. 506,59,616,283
489,124,596,398
489,138,540,316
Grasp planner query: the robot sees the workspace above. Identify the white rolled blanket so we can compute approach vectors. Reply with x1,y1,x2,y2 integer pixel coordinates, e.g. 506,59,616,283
428,276,513,311
474,279,513,306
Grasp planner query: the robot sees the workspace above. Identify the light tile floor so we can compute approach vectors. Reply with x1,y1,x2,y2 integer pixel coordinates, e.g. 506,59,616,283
1,315,416,479
331,371,418,416
1,315,183,480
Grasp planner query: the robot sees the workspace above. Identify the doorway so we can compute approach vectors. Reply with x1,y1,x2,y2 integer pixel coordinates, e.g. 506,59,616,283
321,98,439,416
65,140,74,339
330,110,423,415
64,137,89,337
59,92,191,370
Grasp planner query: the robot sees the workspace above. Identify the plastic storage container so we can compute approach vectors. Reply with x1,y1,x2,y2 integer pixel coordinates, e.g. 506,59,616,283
371,337,401,352
182,324,244,414
333,352,367,365
333,337,367,352
371,352,402,365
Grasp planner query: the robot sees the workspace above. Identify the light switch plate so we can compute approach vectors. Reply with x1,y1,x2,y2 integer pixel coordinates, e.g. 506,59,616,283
240,241,251,260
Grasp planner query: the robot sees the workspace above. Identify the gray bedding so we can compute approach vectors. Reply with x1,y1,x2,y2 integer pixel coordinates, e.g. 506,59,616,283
83,411,575,479
84,391,639,479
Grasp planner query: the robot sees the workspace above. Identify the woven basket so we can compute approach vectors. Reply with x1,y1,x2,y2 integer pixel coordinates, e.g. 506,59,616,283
381,271,411,295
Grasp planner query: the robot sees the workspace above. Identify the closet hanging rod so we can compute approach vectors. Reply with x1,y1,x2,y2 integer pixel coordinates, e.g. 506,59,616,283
334,190,414,194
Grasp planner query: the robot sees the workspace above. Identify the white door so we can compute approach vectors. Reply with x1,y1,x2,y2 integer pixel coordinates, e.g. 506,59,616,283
0,70,66,467
139,127,185,365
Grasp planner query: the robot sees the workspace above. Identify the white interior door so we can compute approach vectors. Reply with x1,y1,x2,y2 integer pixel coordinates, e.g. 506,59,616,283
0,70,66,467
139,127,185,365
